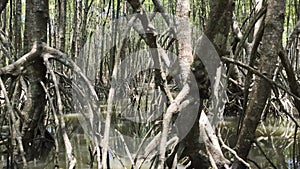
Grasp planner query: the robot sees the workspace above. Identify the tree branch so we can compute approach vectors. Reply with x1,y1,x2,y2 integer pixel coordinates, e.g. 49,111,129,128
221,56,300,102
0,0,8,14
0,42,43,76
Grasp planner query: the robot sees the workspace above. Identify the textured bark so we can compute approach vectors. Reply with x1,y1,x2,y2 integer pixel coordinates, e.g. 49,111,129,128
58,0,66,52
56,0,66,72
14,0,22,58
75,0,82,58
167,0,229,168
233,0,286,168
70,0,77,59
175,0,197,158
204,0,239,116
81,0,91,48
68,0,81,59
22,0,50,161
205,0,234,56
158,1,194,167
24,0,48,50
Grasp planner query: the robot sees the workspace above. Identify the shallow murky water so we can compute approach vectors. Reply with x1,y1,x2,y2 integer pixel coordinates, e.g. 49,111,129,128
1,116,299,168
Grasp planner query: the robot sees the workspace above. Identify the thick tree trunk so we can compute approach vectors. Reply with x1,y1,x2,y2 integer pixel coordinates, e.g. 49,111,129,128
175,1,200,165
165,0,230,168
205,0,233,57
233,0,286,168
22,0,51,162
204,0,242,118
159,1,196,167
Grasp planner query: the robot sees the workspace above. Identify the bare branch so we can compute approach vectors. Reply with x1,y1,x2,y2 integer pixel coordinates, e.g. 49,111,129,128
43,54,76,168
221,56,300,102
217,128,250,168
0,77,27,166
102,14,137,169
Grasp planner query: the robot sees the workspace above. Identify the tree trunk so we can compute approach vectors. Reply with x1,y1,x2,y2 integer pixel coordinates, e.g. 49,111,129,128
75,0,82,59
70,0,77,60
57,0,66,72
165,0,230,168
233,0,286,168
58,0,66,52
14,0,22,58
205,0,233,57
22,0,52,162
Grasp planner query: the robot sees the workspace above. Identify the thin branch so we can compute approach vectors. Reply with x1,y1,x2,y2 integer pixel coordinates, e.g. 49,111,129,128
278,50,300,114
43,54,76,169
253,140,278,168
102,14,137,169
217,128,250,168
133,123,157,168
221,57,300,102
0,77,27,166
115,129,135,166
40,81,60,167
233,5,267,57
159,83,190,168
293,126,298,169
0,30,13,63
44,44,98,100
287,20,300,48
151,0,172,26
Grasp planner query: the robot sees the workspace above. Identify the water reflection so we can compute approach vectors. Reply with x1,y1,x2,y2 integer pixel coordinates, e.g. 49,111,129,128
220,117,300,169
1,115,299,168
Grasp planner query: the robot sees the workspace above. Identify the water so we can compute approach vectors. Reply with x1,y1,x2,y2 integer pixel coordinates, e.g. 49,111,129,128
220,117,300,169
1,116,299,168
